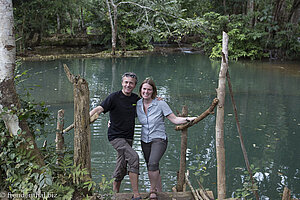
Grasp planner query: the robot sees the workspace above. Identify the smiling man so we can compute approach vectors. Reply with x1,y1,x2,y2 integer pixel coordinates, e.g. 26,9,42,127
90,72,141,200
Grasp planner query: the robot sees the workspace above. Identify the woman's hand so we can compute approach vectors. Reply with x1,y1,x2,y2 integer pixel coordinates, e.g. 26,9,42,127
186,117,197,122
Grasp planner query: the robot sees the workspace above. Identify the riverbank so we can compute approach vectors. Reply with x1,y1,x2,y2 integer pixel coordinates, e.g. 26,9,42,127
17,45,201,62
16,33,202,61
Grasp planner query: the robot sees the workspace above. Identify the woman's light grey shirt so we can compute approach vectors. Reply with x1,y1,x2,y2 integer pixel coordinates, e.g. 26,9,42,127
137,98,173,143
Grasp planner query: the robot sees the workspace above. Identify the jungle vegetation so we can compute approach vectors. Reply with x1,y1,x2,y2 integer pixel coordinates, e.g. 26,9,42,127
13,0,300,60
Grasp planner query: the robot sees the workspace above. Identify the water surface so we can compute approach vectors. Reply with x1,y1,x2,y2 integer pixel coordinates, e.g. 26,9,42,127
19,53,300,199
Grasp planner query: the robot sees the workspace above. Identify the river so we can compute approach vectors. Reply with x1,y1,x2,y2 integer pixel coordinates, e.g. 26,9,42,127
18,53,300,199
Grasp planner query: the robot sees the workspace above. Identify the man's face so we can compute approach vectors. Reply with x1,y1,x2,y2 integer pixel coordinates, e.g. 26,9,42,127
121,76,136,96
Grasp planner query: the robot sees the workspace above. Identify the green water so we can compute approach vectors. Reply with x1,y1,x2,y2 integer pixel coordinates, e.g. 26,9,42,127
19,53,300,199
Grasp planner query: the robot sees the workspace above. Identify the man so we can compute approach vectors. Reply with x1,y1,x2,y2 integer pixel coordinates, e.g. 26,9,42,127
90,72,141,200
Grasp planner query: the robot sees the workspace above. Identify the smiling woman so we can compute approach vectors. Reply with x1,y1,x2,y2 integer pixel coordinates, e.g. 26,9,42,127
136,78,197,199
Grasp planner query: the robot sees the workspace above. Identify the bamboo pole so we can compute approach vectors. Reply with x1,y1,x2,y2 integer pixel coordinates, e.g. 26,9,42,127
56,109,65,164
176,106,188,192
226,70,259,200
215,31,229,199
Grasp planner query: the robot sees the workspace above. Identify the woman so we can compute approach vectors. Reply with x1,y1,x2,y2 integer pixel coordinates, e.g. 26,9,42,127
136,78,196,199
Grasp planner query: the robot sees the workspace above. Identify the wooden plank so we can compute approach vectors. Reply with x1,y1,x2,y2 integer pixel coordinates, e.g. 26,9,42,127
215,31,228,199
110,192,195,200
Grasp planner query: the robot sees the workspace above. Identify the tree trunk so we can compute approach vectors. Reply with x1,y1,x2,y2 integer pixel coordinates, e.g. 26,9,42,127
247,0,255,26
273,0,287,25
215,31,229,200
247,0,254,13
80,6,86,34
106,0,117,55
68,12,74,36
176,106,188,192
0,0,44,166
57,13,61,34
112,1,118,55
288,0,300,24
63,64,91,182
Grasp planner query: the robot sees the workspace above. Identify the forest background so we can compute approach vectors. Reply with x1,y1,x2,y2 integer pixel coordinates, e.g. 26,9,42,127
14,0,300,60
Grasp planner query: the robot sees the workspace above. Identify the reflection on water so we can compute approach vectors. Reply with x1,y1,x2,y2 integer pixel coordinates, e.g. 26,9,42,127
19,54,300,199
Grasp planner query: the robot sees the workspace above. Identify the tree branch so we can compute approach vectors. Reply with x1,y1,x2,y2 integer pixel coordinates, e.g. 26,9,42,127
63,64,76,83
63,113,99,134
175,98,219,131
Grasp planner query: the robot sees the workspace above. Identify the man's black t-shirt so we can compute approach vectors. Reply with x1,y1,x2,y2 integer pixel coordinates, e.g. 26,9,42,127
100,90,139,141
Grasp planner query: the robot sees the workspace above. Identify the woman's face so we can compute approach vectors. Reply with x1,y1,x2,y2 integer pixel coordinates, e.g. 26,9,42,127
141,83,153,100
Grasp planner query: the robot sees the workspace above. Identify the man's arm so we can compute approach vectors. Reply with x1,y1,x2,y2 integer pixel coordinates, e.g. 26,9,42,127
90,106,104,117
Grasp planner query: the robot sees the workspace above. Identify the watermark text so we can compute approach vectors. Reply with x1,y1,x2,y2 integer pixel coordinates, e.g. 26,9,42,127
0,192,57,199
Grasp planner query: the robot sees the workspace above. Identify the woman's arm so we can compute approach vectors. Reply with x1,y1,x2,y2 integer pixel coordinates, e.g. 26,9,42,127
166,113,196,125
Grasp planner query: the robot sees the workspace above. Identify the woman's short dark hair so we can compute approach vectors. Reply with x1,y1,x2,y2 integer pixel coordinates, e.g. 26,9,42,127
139,78,157,99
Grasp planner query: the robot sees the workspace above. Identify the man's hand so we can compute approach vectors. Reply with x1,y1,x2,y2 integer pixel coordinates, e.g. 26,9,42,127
157,96,164,101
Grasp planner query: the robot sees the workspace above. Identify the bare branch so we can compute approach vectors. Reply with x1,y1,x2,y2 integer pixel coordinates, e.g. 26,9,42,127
117,1,155,11
175,98,219,131
116,1,187,23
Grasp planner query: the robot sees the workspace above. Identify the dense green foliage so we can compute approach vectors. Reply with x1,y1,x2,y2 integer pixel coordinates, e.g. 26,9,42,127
13,0,299,60
0,97,83,198
0,99,113,198
0,71,113,199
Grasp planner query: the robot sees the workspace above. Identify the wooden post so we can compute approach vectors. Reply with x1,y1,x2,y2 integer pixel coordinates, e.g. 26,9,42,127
56,109,65,164
282,187,291,200
215,31,229,199
176,106,188,192
64,64,91,181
